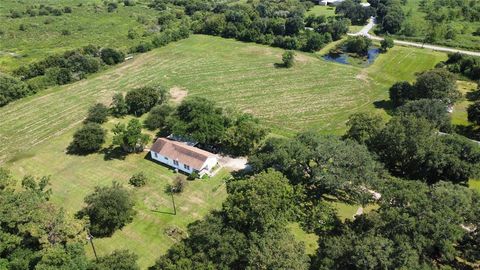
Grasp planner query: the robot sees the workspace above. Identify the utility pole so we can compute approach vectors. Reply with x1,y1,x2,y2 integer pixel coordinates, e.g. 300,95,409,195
87,230,98,261
171,192,177,215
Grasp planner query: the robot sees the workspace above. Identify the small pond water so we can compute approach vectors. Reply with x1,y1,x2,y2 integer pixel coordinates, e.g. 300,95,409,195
323,47,380,66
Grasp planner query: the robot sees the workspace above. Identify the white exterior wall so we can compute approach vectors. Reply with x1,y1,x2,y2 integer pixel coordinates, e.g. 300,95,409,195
150,151,194,174
201,157,218,172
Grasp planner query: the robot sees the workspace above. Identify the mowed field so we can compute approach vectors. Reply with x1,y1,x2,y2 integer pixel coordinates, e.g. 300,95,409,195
0,35,448,267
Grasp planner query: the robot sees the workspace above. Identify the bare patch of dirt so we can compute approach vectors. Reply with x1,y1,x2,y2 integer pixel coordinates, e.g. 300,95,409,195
355,70,370,83
170,86,188,104
295,53,314,63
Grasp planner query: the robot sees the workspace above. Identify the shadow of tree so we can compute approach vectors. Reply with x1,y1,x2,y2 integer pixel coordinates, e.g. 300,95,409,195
466,90,480,101
373,99,395,115
101,145,128,161
454,124,480,141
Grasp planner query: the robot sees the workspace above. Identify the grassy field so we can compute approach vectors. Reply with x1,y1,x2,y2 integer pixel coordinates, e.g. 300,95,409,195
6,114,230,268
307,5,336,17
392,0,480,51
0,35,450,267
0,0,158,72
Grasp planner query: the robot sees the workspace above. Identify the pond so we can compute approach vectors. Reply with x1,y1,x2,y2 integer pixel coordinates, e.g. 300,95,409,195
323,47,381,66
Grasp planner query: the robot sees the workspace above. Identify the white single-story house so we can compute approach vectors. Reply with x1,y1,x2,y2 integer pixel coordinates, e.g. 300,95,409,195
150,138,218,176
318,0,344,6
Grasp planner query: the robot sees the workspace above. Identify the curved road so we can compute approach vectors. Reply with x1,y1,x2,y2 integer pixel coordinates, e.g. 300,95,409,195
348,17,480,57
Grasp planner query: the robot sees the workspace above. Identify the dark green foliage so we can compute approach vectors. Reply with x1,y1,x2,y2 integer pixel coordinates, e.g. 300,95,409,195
91,250,139,270
68,123,106,154
223,170,295,232
249,132,383,204
380,36,394,52
336,0,374,25
389,69,460,107
0,173,89,269
221,113,268,156
63,6,73,13
112,119,150,153
315,17,350,41
344,36,372,56
302,31,331,52
100,48,125,65
144,104,172,130
152,171,309,270
468,101,480,125
168,97,227,146
414,69,460,104
78,182,135,237
443,53,480,81
368,115,480,184
129,172,148,187
85,103,109,124
389,81,415,107
123,0,136,7
110,93,128,117
282,50,295,68
0,167,15,191
125,86,166,116
313,180,480,269
344,112,384,144
397,99,451,131
0,74,34,107
107,2,118,13
46,67,73,85
168,97,266,154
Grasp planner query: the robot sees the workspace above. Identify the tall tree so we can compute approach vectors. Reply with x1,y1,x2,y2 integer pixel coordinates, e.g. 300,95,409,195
77,182,135,237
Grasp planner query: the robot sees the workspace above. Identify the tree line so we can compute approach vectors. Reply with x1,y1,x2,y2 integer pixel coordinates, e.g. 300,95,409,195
69,85,268,157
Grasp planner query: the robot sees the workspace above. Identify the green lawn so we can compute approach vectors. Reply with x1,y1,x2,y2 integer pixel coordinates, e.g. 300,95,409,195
0,35,449,268
307,5,336,17
470,179,480,193
5,115,230,268
0,0,159,72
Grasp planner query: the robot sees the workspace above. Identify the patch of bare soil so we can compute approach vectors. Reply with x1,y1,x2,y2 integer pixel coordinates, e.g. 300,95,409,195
170,86,188,104
355,70,370,83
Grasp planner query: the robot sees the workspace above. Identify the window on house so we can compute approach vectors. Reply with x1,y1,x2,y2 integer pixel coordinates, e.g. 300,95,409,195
165,157,168,160
153,152,158,158
184,164,190,170
173,160,178,166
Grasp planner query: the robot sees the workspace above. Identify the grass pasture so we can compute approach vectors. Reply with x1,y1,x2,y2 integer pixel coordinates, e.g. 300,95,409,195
0,0,159,72
6,115,230,268
0,35,450,267
307,5,336,17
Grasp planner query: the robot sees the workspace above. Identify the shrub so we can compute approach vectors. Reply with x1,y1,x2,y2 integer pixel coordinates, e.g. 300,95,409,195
133,43,152,53
129,172,147,187
100,48,125,65
467,101,480,125
124,0,136,6
0,74,34,107
282,50,295,68
111,93,128,117
125,86,166,116
68,123,106,154
63,6,73,13
107,2,118,12
61,29,71,36
85,103,109,124
380,36,394,52
171,176,187,192
19,24,27,31
344,36,372,56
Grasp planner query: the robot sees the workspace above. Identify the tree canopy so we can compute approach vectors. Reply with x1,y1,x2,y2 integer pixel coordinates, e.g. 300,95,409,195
77,182,135,237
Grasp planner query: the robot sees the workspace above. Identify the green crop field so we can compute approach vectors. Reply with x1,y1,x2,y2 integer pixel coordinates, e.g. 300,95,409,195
0,35,450,267
0,0,159,73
